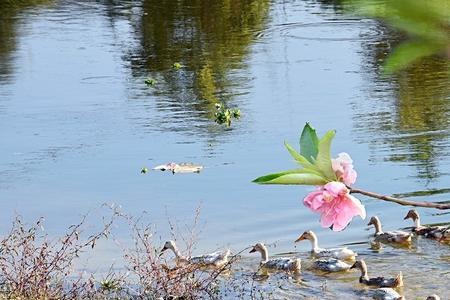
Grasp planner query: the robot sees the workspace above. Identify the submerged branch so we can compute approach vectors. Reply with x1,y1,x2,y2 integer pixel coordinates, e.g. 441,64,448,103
350,187,450,210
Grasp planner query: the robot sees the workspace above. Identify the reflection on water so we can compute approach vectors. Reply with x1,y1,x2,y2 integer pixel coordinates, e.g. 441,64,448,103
355,23,450,181
124,0,269,133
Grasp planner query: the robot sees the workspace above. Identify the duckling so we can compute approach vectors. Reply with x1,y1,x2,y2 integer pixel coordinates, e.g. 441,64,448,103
403,210,447,238
250,243,301,273
370,288,404,300
312,258,352,272
160,240,230,268
295,230,357,261
351,259,403,288
368,216,412,244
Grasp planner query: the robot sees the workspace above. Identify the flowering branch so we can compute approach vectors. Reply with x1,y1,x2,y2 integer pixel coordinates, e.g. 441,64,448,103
350,187,450,210
254,123,450,232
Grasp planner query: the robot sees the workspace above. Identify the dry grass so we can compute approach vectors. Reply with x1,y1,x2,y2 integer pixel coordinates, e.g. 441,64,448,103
0,206,271,299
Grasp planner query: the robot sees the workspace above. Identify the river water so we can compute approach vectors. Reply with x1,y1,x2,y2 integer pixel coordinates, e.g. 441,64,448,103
0,0,449,299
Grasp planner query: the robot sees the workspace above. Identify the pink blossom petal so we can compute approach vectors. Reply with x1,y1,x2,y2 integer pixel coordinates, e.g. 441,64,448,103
346,194,366,219
303,190,325,211
324,181,348,197
342,166,357,186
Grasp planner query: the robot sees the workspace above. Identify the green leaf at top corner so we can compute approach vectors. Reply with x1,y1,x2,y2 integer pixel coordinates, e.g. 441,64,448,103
300,123,319,163
315,129,337,181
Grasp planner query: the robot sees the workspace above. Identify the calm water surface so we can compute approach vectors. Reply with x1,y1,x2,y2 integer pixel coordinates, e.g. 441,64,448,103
0,0,449,298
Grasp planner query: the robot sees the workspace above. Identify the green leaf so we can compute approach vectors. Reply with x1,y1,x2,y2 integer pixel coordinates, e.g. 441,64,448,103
300,123,319,163
253,169,327,185
284,142,315,169
383,41,443,74
315,130,337,181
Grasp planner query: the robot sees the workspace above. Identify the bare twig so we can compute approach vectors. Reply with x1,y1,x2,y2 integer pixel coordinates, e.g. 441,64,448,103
350,187,450,210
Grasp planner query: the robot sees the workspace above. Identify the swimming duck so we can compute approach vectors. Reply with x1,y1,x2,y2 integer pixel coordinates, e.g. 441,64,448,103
351,259,403,288
370,288,404,300
160,240,230,268
403,210,447,238
439,228,450,243
250,243,301,273
312,258,352,272
295,230,357,261
368,216,412,244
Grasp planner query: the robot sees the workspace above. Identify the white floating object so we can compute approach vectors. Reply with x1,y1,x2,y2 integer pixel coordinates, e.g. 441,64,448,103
153,162,203,174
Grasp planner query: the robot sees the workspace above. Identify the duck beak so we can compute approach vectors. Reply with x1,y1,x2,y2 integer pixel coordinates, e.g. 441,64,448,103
159,246,168,256
249,247,256,253
294,235,305,243
350,263,357,269
403,214,410,220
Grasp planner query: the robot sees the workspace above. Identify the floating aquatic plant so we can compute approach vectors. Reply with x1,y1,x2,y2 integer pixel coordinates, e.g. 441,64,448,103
172,62,182,70
141,167,149,174
214,103,241,127
144,78,156,86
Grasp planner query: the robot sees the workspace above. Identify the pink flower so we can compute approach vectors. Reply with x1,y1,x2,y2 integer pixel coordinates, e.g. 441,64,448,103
303,181,366,231
332,152,357,186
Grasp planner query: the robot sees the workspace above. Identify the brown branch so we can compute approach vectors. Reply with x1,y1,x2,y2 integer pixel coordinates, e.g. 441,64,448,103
350,187,450,210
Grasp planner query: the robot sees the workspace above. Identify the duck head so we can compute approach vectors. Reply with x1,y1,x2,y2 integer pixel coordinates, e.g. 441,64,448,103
403,209,419,221
249,242,266,254
160,240,176,255
294,230,316,243
350,259,367,271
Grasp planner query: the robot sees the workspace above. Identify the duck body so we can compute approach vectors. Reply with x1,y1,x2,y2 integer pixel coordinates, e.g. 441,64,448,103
312,258,351,272
312,246,357,261
374,231,412,244
370,288,403,300
425,226,449,239
261,257,301,272
360,272,403,288
250,243,301,273
190,249,231,268
351,260,403,288
295,230,357,261
160,240,230,268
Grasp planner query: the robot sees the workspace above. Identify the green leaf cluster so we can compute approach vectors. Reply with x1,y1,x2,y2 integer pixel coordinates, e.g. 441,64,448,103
253,123,337,185
214,103,241,127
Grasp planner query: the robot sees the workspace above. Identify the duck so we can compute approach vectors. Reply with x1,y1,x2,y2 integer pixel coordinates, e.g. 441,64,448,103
160,240,230,268
403,209,447,238
311,258,352,272
439,228,450,243
351,259,403,288
295,230,357,261
249,243,301,273
370,288,404,300
368,216,412,244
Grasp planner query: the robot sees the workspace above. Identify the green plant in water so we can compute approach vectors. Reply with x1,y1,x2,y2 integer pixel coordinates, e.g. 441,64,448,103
144,78,156,86
141,167,149,174
172,62,182,70
214,103,241,127
346,0,450,73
